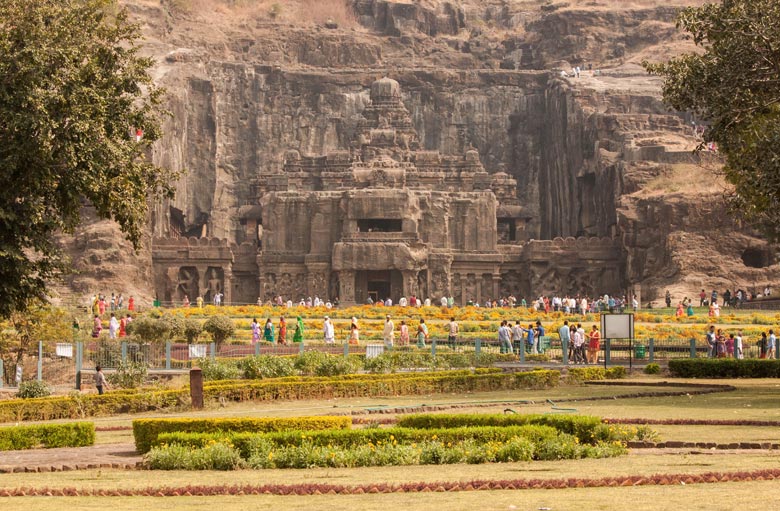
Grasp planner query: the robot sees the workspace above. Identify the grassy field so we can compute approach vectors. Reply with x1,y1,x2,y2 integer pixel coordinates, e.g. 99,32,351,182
3,378,780,509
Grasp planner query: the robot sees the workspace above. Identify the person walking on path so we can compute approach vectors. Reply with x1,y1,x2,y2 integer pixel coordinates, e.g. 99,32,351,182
278,316,287,345
383,314,395,348
767,330,776,359
94,365,109,395
293,316,304,343
323,316,335,344
399,320,410,345
263,318,275,343
251,318,260,344
416,319,429,348
587,325,601,364
108,313,119,340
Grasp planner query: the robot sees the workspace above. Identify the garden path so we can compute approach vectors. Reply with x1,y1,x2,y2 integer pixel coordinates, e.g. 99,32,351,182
0,442,140,472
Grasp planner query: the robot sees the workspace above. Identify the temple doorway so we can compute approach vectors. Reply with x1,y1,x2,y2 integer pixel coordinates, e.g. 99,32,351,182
356,270,403,304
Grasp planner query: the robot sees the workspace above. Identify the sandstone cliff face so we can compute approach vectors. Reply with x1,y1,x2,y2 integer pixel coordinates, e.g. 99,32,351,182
57,0,777,304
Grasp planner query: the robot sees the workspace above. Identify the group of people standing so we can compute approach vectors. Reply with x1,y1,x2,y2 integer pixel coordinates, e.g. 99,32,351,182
705,325,777,359
559,321,601,364
90,293,134,339
250,316,304,345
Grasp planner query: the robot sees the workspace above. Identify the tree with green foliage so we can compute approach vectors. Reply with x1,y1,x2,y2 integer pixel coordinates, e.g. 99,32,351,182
645,0,780,239
203,315,235,345
0,0,176,318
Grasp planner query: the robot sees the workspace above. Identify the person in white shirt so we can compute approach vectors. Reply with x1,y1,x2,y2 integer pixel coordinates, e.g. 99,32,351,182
735,331,743,359
441,296,448,307
768,330,776,359
424,298,431,307
399,296,408,307
108,313,119,340
383,315,395,348
323,316,335,344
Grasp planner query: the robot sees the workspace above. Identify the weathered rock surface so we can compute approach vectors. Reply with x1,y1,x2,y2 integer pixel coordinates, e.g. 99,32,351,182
56,0,778,305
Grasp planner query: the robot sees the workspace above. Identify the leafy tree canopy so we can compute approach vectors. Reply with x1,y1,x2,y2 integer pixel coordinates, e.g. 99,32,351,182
0,0,176,318
645,0,780,239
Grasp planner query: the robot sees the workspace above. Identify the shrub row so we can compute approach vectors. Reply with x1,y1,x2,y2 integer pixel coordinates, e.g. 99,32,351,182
145,432,626,470
0,369,558,422
565,366,627,384
200,369,560,403
154,424,561,454
396,413,605,443
0,422,95,451
199,352,521,381
134,416,352,453
669,359,780,378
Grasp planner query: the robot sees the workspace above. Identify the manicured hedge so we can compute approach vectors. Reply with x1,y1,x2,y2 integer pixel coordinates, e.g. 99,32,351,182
669,359,780,378
0,422,95,451
0,369,559,423
566,366,627,383
134,416,351,453
153,424,562,456
396,413,604,443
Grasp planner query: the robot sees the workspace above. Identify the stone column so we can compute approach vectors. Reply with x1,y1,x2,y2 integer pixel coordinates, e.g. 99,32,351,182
196,265,209,300
224,265,233,305
476,278,482,304
492,272,502,300
339,271,356,305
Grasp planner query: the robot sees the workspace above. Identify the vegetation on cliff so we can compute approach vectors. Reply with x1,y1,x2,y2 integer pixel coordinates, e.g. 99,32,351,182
0,0,176,318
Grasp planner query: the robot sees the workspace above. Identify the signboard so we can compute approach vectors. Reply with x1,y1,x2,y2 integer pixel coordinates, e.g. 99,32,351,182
600,313,634,339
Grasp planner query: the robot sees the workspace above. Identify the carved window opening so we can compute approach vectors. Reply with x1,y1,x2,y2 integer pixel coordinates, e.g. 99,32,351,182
169,207,185,238
741,248,771,268
357,219,402,232
497,218,517,242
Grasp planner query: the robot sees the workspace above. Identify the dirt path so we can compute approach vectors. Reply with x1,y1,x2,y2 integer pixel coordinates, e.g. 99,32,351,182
0,443,141,472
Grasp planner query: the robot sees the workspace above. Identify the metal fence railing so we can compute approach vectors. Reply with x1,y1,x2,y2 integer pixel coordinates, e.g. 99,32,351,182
3,337,778,390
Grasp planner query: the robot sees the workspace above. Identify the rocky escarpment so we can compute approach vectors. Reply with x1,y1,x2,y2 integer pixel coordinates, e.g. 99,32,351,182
54,0,778,304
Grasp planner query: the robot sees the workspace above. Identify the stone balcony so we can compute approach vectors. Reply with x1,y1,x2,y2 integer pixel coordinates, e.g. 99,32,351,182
340,231,420,243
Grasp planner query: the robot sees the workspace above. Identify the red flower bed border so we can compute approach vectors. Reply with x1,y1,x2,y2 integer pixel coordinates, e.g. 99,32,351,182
2,469,779,497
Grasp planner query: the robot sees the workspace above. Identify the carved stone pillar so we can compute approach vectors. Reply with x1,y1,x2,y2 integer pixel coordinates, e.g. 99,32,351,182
339,271,356,305
224,266,233,305
492,273,502,301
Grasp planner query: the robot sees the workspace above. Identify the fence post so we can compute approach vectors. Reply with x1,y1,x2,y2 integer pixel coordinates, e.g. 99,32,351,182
255,343,261,356
0,359,3,388
562,337,568,365
605,339,611,365
343,342,349,358
475,338,481,355
431,339,437,357
519,340,525,363
121,341,128,364
37,340,43,381
210,342,216,361
299,341,305,354
165,341,172,370
75,341,83,390
689,338,697,359
648,338,655,363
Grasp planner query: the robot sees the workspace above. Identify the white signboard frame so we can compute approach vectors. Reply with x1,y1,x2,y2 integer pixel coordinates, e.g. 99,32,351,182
600,313,634,339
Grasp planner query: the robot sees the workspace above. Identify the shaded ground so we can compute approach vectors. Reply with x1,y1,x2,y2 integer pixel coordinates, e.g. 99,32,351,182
0,443,140,472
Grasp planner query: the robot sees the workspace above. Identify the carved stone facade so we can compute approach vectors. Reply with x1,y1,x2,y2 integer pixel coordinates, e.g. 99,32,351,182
152,78,623,304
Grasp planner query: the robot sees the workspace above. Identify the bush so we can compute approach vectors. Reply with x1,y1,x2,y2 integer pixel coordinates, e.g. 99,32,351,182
145,442,244,470
133,416,352,453
197,358,242,381
0,422,95,450
147,425,623,470
183,318,202,344
203,315,235,345
294,351,330,376
106,361,148,389
0,369,555,423
16,380,51,399
566,366,626,384
397,413,606,444
668,359,780,378
644,363,661,374
126,316,172,344
238,355,296,379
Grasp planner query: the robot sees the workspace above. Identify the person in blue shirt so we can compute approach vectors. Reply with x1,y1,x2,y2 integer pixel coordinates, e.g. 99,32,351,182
534,321,545,354
524,324,536,354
